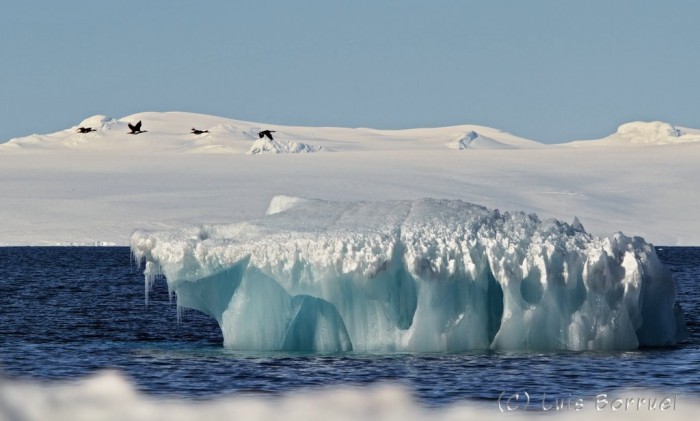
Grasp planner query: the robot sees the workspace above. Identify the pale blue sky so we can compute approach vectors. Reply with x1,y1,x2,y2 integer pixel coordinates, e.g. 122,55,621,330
2,0,699,143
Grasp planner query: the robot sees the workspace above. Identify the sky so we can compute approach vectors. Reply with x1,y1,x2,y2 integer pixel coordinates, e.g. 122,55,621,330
1,0,699,144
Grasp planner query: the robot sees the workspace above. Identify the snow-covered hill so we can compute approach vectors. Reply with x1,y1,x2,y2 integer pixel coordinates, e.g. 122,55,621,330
1,111,541,153
0,112,698,245
566,121,700,147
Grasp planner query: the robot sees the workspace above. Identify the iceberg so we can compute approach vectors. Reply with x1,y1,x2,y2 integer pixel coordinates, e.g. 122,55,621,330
131,197,686,352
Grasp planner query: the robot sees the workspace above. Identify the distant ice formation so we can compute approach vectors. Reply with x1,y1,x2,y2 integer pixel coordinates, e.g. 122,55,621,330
599,121,700,145
454,131,514,150
247,138,321,154
131,197,686,352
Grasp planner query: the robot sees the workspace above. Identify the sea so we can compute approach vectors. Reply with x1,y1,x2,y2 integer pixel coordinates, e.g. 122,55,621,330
0,247,698,407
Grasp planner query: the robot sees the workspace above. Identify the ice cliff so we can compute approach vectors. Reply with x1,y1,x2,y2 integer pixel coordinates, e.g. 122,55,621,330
130,197,686,352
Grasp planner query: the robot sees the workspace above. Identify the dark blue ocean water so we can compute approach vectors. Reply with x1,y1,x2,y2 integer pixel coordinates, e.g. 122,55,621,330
0,247,698,406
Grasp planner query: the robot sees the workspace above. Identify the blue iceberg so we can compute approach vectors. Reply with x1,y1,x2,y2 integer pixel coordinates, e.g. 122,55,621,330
131,196,686,352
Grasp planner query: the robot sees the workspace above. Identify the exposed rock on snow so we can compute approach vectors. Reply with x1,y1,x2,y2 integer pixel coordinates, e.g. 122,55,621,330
454,131,514,150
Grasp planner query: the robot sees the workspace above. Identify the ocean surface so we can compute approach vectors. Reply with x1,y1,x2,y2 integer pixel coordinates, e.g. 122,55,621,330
0,247,698,406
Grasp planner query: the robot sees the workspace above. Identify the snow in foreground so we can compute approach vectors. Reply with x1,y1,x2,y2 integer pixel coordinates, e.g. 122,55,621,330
0,371,694,421
131,197,686,352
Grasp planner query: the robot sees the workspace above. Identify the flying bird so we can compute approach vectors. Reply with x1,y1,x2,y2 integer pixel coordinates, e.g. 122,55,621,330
191,128,209,135
127,121,147,134
77,127,96,133
258,130,276,140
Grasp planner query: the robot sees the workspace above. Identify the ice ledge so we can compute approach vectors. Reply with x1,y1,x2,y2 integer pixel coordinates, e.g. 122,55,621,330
131,196,687,352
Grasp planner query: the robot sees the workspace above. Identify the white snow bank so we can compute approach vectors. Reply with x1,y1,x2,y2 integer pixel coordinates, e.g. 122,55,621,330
617,121,683,142
205,124,257,139
1,111,699,246
2,371,695,421
1,111,541,153
569,121,700,146
131,197,686,352
247,137,321,154
1,114,122,149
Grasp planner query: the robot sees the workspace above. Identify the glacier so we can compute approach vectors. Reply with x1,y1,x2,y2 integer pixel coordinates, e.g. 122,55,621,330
130,196,686,352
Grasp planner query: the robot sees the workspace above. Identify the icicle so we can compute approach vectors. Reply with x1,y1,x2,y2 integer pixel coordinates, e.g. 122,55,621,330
143,261,158,306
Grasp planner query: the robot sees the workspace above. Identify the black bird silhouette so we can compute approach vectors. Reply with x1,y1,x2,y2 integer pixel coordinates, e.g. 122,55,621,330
191,128,209,135
77,127,96,134
258,130,276,140
127,121,147,134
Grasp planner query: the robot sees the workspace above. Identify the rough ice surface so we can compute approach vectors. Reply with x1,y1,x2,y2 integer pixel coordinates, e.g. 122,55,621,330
130,197,686,352
247,137,321,154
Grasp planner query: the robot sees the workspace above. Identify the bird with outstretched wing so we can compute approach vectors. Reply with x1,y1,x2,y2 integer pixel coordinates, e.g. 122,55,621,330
258,130,276,140
127,121,147,134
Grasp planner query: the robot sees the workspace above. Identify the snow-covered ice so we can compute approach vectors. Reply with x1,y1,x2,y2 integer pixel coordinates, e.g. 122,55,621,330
131,197,686,352
1,111,699,246
567,121,700,146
